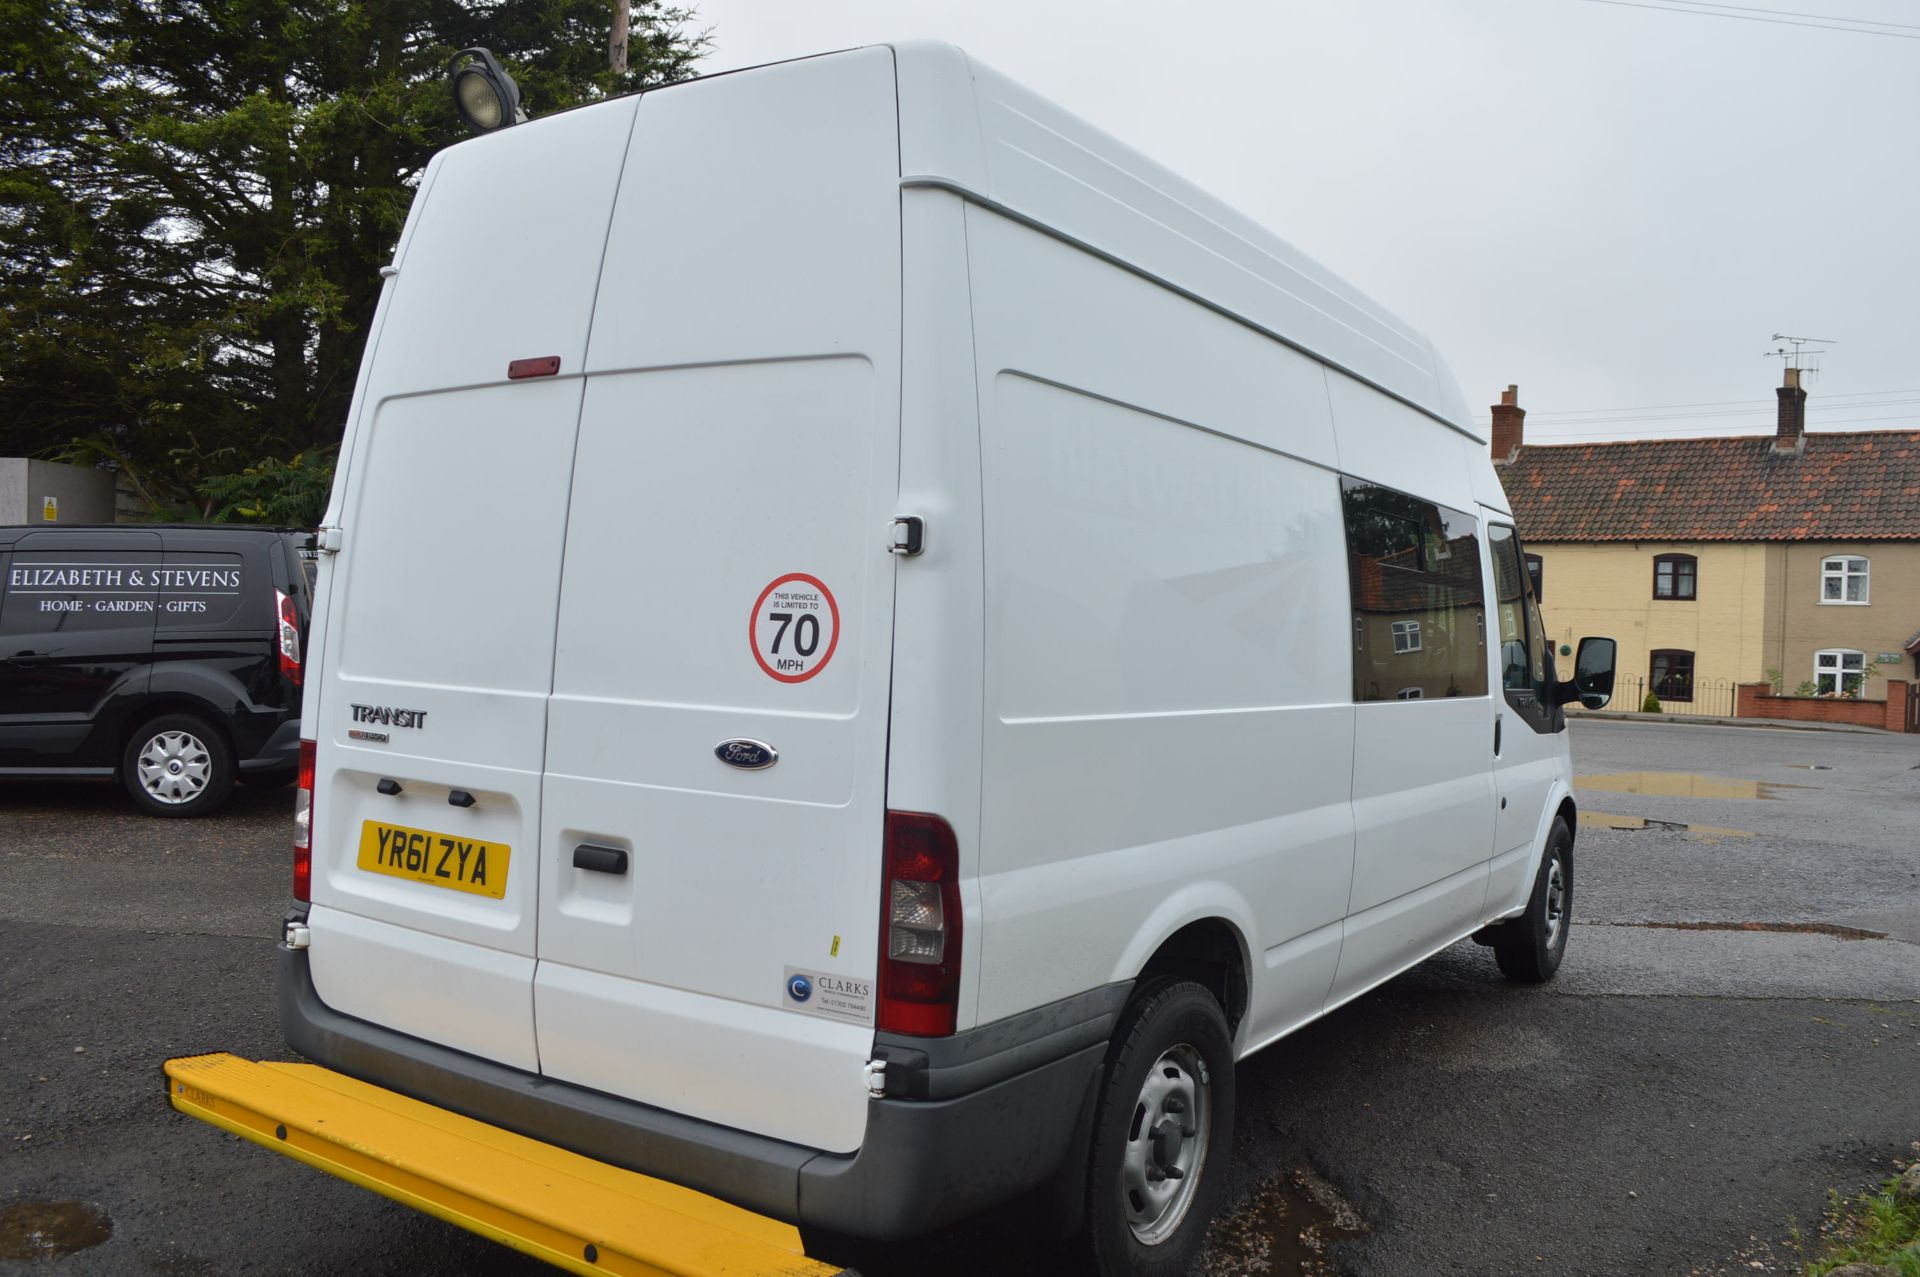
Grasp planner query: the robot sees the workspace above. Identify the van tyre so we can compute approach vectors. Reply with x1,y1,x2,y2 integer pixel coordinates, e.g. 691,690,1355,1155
1085,978,1233,1277
121,714,234,817
1492,817,1573,983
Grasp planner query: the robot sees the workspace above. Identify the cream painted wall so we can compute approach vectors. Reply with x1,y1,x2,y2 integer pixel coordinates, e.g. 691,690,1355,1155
1775,543,1920,694
1527,542,1775,700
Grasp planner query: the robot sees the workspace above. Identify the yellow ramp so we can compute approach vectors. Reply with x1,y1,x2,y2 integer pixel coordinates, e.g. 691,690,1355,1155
165,1053,851,1277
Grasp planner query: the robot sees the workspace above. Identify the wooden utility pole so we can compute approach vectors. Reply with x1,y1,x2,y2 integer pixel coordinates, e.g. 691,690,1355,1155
609,0,629,73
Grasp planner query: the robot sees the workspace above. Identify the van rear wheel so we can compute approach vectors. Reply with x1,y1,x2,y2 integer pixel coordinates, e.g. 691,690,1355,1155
1084,978,1233,1277
121,714,234,818
1492,817,1573,982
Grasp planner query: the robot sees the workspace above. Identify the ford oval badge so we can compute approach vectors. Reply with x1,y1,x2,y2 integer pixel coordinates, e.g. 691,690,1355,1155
715,739,778,771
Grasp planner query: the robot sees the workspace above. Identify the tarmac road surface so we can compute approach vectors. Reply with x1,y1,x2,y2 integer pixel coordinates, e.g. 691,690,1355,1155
2,718,1916,1276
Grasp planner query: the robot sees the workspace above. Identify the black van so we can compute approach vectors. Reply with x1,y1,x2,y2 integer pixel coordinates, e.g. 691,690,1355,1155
0,525,311,817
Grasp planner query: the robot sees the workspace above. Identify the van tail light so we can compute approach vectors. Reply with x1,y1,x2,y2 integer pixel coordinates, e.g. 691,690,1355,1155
293,739,315,902
275,589,303,685
878,810,961,1037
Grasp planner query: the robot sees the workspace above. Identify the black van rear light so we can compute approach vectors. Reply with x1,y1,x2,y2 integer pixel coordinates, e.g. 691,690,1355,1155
275,589,303,685
293,739,315,902
878,810,961,1037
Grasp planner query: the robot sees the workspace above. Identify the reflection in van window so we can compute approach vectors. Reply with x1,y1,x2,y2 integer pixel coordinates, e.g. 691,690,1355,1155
1488,525,1550,701
1341,479,1487,702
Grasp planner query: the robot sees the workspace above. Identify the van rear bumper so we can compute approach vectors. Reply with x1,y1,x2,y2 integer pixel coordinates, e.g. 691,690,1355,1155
237,717,301,774
277,942,1123,1241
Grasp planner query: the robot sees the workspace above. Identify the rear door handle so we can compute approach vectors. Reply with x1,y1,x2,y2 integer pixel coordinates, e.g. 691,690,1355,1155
6,650,51,664
1494,712,1503,756
573,845,629,875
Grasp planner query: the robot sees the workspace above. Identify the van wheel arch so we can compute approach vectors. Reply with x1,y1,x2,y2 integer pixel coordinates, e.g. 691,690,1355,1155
117,697,236,765
1130,918,1250,1035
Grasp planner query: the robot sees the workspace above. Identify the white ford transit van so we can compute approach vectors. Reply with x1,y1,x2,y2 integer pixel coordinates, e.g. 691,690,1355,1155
280,41,1616,1276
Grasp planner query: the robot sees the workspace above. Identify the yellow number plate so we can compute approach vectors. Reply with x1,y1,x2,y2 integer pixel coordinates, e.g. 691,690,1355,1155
356,821,510,899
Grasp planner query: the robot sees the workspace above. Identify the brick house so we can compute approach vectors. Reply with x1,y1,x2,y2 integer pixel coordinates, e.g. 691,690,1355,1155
1490,374,1919,728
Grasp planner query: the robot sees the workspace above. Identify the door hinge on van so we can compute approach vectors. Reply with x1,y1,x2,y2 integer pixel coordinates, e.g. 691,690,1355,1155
888,516,925,557
316,526,343,554
862,1058,887,1098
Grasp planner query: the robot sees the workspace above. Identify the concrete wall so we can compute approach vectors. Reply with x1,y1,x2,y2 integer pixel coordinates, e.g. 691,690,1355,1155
1528,541,1774,693
0,459,119,524
0,459,22,523
1771,542,1920,694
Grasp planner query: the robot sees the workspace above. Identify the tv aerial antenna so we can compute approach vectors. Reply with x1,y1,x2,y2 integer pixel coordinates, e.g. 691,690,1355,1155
1765,333,1834,381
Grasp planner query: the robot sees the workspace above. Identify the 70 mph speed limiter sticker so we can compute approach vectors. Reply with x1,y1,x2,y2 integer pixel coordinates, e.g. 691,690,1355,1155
750,573,840,683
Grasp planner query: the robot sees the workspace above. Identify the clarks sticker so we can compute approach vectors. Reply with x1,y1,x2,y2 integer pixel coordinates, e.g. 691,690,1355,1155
782,965,872,1024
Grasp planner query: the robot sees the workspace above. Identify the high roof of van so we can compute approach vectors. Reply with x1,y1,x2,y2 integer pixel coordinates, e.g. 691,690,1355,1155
886,41,1480,440
420,42,1478,441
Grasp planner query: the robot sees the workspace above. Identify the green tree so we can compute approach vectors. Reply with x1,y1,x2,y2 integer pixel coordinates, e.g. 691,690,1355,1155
0,0,704,513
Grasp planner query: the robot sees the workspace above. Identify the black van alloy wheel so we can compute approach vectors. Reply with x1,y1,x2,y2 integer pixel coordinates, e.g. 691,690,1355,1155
121,713,235,818
1492,816,1574,983
1085,978,1234,1277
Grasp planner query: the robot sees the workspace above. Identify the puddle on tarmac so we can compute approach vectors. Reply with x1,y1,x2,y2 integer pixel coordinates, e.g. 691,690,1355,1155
1578,811,1753,840
1577,771,1807,800
1197,1167,1365,1276
1607,920,1888,941
0,1199,113,1260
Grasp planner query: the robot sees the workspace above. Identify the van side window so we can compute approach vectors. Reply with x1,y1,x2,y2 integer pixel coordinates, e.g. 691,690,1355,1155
1341,478,1488,702
1488,524,1558,730
2,553,159,636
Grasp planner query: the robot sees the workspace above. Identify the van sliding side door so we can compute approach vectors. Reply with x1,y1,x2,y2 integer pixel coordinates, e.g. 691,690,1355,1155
0,530,160,765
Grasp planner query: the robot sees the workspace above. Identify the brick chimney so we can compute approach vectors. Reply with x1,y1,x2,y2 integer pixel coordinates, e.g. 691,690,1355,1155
1490,384,1525,464
1773,367,1807,456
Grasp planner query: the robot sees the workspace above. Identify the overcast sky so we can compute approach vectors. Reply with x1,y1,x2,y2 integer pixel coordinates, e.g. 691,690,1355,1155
680,0,1919,443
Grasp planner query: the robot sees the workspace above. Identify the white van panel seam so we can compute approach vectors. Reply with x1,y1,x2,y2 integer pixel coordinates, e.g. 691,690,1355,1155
903,175,1480,443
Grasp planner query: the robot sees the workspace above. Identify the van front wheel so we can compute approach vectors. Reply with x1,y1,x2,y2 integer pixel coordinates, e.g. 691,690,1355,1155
1492,817,1573,982
121,714,234,817
1084,979,1233,1277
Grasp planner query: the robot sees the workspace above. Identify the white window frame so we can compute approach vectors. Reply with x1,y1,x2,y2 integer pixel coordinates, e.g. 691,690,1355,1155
1819,555,1870,606
1391,619,1422,654
1814,648,1867,697
1395,686,1424,700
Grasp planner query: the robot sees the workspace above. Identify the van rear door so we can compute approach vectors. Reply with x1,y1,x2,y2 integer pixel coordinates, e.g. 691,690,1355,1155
304,97,641,1071
530,50,903,1155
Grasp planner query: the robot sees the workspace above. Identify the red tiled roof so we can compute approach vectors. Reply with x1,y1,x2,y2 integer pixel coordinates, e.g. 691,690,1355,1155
1499,430,1920,542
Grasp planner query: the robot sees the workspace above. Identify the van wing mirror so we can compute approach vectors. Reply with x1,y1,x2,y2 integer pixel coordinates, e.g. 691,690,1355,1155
1555,637,1617,709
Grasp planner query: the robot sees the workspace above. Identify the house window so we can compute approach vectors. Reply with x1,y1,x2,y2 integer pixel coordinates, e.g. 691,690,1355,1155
1815,649,1867,696
1653,554,1696,600
1524,553,1544,602
1820,556,1869,605
1396,687,1424,700
1391,620,1422,653
1650,649,1694,702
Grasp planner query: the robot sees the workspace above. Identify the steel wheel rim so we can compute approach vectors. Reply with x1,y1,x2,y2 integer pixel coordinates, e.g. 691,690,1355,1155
1121,1043,1210,1245
1544,855,1567,948
136,730,212,805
